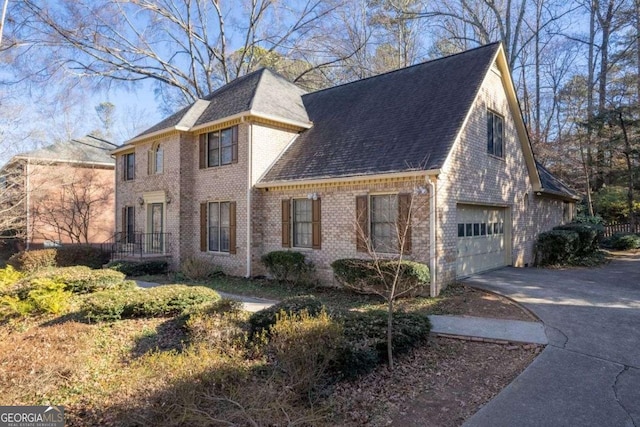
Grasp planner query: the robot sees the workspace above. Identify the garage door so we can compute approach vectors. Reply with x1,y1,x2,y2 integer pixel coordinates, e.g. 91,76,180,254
456,204,507,277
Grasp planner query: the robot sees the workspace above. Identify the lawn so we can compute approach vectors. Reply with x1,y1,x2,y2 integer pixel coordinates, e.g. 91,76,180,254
1,266,537,426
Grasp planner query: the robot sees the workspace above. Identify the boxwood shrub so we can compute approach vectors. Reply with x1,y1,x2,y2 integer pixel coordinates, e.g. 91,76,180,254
55,246,111,269
248,295,324,337
608,233,640,250
8,249,57,272
81,285,220,322
104,260,169,276
260,251,314,285
535,229,579,266
553,223,601,255
330,258,430,295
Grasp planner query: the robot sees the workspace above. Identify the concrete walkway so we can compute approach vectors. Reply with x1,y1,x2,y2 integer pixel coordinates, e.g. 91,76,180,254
429,315,547,344
462,253,640,427
134,280,278,312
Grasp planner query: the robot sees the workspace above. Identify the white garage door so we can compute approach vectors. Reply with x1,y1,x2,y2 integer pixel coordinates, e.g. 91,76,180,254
456,204,507,277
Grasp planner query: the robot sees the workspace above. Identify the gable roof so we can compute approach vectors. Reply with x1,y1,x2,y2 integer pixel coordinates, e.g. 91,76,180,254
16,135,116,166
261,43,500,183
133,68,309,141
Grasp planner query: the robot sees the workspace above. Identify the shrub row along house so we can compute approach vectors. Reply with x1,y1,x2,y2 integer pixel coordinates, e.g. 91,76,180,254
1,135,116,250
113,43,577,295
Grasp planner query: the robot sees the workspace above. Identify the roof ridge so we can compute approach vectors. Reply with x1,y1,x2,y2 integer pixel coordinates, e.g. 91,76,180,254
247,68,268,111
305,42,501,98
86,134,118,147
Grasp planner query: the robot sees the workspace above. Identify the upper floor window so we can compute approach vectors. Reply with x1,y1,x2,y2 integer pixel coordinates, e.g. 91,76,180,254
199,126,238,169
148,144,163,175
487,110,504,158
123,153,135,181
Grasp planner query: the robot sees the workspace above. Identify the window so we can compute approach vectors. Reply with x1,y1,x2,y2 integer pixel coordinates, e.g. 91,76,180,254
371,194,398,252
122,206,135,244
123,153,135,180
208,202,230,252
149,144,163,174
281,198,321,249
487,110,504,158
293,199,313,248
199,126,238,168
356,194,412,254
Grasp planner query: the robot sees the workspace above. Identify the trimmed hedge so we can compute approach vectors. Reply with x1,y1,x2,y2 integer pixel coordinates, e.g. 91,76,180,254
248,295,324,337
81,285,220,322
331,259,430,295
104,260,169,276
8,249,57,272
608,233,640,250
260,251,314,285
553,223,601,255
7,246,112,272
535,230,579,266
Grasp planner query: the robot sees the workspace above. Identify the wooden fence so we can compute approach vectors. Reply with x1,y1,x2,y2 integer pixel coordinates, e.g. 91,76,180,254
603,222,640,237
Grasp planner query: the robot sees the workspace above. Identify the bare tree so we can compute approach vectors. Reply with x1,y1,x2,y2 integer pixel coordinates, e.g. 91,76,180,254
31,168,114,244
334,184,429,370
9,0,363,112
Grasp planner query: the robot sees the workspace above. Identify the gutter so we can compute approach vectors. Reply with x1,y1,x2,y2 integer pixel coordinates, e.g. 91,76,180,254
246,121,253,278
427,175,438,297
256,169,440,189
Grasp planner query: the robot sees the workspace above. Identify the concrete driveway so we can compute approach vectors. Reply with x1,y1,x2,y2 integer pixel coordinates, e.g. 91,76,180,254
462,253,640,427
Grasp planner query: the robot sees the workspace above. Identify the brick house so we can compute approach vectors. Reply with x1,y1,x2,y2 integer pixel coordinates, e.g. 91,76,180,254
113,43,577,295
1,135,116,249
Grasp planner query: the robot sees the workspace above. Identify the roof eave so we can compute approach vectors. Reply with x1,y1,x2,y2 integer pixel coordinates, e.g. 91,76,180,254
256,169,440,188
536,189,580,201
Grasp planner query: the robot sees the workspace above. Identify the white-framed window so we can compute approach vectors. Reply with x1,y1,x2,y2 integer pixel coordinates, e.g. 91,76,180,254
293,199,313,248
371,194,399,252
487,110,504,158
208,201,230,252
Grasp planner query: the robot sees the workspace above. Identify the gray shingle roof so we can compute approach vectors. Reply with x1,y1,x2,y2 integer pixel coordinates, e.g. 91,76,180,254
261,43,501,183
20,135,116,165
135,69,309,139
537,162,578,199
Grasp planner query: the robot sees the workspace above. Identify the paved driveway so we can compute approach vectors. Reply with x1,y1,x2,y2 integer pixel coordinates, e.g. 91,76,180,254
462,253,640,427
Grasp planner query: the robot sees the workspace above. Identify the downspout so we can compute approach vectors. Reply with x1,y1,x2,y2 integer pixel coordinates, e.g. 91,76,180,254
246,121,253,278
25,158,30,250
427,175,438,297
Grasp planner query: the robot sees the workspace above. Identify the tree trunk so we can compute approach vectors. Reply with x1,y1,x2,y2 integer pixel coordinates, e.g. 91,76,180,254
387,297,394,371
618,111,636,228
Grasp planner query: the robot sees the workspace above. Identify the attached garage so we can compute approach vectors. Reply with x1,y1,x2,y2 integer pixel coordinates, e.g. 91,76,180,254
456,204,509,277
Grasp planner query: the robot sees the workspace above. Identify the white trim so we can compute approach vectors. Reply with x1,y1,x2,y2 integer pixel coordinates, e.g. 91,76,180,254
12,155,114,168
255,170,439,188
142,190,167,204
246,122,253,278
427,176,437,297
190,111,249,133
249,110,313,129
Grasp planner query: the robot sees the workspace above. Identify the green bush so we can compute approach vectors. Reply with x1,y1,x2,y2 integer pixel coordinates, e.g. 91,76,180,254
0,278,72,318
185,299,249,351
55,245,111,269
104,260,169,276
82,285,220,322
0,266,22,291
334,310,431,379
27,266,128,294
331,259,430,295
260,251,314,285
535,230,579,266
608,233,640,250
180,257,222,281
8,249,57,272
553,223,601,255
248,295,324,337
269,310,343,400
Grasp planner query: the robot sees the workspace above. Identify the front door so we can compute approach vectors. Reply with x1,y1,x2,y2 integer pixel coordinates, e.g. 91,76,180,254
148,203,164,252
